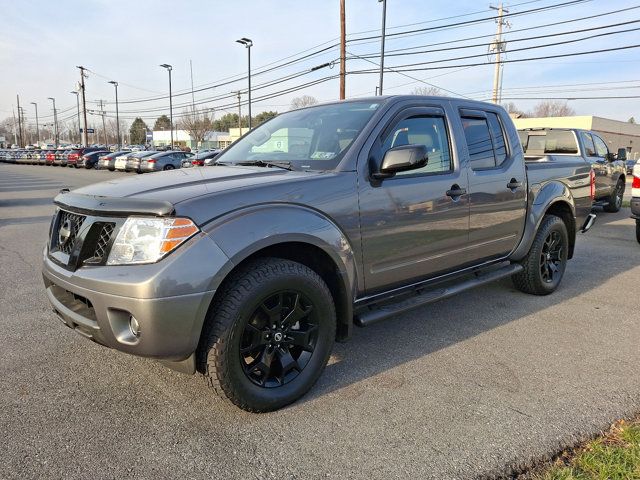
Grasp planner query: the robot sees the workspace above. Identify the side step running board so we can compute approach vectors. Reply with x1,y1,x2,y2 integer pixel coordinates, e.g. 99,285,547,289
354,263,524,327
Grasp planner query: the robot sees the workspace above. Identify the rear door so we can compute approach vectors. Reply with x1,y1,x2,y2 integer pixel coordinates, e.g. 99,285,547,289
359,105,470,293
459,108,527,263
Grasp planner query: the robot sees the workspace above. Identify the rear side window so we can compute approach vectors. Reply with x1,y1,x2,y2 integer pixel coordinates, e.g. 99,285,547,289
461,117,495,169
519,130,578,154
486,113,507,165
581,132,596,156
381,115,452,176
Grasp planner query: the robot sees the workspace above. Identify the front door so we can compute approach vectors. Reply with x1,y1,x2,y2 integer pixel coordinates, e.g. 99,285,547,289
580,131,610,198
359,107,470,293
458,108,527,263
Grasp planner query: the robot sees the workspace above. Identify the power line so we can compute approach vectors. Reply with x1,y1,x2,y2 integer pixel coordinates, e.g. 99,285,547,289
348,19,640,61
350,36,640,73
348,44,640,74
346,0,591,44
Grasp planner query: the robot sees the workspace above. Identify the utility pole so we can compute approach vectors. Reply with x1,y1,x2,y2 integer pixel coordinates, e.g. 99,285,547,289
340,0,346,100
109,81,120,149
70,91,80,143
31,102,39,145
378,0,387,96
48,97,58,146
16,95,23,147
97,100,107,146
12,109,18,145
236,91,242,134
160,64,173,148
490,3,508,104
77,66,89,146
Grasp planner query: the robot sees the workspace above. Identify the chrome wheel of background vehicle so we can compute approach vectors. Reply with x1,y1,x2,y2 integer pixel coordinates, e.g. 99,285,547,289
604,179,625,212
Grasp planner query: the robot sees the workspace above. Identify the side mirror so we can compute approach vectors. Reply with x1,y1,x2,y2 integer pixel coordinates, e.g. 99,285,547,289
605,152,616,162
617,148,627,161
373,144,428,180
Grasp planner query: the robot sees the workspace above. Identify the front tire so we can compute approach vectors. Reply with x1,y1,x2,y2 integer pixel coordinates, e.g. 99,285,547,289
603,178,625,212
197,258,336,412
512,215,569,295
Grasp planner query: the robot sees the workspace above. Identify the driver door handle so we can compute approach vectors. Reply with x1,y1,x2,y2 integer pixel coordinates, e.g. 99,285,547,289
446,185,467,199
507,178,523,190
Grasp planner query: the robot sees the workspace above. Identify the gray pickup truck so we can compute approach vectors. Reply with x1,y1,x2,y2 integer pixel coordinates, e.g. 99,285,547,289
43,96,595,411
518,128,627,212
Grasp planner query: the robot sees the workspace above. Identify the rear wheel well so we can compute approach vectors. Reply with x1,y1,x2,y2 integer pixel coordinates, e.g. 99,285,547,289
545,201,576,259
209,242,352,342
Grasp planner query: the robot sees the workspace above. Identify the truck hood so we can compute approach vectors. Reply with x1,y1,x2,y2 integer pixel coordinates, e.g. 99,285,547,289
54,165,325,217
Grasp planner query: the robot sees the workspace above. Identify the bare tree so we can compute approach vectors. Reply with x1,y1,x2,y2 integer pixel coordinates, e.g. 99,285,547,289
502,102,527,118
178,107,213,145
531,101,575,118
412,86,443,96
290,95,318,109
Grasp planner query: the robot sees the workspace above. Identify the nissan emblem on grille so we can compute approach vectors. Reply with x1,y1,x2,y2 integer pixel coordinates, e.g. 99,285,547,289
58,218,73,246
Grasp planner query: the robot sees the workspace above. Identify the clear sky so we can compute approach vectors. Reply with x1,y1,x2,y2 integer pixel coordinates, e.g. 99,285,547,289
1,0,639,130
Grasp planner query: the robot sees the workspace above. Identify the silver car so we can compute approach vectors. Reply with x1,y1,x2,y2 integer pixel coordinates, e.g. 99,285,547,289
139,151,192,172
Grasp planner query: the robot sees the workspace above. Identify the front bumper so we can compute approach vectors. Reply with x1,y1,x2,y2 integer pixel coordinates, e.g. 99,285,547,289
42,232,230,361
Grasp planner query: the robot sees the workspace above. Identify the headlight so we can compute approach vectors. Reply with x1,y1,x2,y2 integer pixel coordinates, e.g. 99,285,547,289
107,217,199,265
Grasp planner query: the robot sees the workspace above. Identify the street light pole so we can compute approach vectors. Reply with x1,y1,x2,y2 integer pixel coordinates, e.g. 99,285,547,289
378,0,387,96
160,64,173,148
108,81,120,149
236,38,253,129
30,102,39,145
70,91,80,143
48,97,58,146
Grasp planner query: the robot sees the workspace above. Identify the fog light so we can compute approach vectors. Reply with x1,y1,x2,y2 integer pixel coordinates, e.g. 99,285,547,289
129,315,141,337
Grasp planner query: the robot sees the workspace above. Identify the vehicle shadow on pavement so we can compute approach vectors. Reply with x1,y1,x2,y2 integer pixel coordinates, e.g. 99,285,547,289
302,209,639,404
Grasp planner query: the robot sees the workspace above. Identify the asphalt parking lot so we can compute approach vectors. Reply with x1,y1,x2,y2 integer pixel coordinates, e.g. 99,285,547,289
0,164,638,479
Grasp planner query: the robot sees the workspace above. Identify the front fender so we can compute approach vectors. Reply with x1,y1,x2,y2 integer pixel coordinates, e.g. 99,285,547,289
510,181,577,262
201,203,358,309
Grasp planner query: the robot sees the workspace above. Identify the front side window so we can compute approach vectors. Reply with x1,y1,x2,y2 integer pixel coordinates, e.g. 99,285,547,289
217,101,381,171
461,117,495,169
592,135,609,157
381,116,452,175
581,132,596,156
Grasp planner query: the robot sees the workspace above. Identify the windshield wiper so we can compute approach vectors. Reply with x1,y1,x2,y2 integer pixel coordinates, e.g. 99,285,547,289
217,160,293,171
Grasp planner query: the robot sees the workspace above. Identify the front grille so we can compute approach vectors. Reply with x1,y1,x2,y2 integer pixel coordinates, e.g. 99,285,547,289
56,211,86,254
84,223,115,264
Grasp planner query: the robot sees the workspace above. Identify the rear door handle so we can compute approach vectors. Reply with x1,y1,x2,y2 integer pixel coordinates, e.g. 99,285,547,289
507,178,523,191
446,185,467,199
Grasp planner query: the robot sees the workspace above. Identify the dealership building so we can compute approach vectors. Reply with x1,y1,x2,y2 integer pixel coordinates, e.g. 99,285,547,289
152,130,233,150
513,116,640,160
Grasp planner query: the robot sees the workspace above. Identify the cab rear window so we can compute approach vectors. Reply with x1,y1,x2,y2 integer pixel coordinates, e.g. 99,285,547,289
519,129,578,155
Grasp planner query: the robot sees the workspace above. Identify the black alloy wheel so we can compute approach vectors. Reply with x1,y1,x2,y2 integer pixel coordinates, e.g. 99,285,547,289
540,230,563,284
198,258,336,412
240,290,318,388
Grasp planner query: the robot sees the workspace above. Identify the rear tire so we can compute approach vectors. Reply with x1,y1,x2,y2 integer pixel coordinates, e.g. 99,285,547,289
512,215,569,295
636,220,640,244
197,258,336,412
163,164,175,171
603,178,625,212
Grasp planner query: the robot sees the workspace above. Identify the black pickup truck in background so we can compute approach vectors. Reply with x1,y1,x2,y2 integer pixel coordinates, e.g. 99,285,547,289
43,96,596,411
518,128,627,212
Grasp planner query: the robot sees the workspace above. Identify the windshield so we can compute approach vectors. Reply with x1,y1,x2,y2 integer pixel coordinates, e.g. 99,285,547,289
216,101,381,170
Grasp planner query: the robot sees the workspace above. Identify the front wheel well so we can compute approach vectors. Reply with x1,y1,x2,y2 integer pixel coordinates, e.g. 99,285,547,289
544,201,576,259
209,242,353,342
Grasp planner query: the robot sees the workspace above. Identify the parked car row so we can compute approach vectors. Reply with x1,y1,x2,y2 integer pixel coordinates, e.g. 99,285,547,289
0,148,223,173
